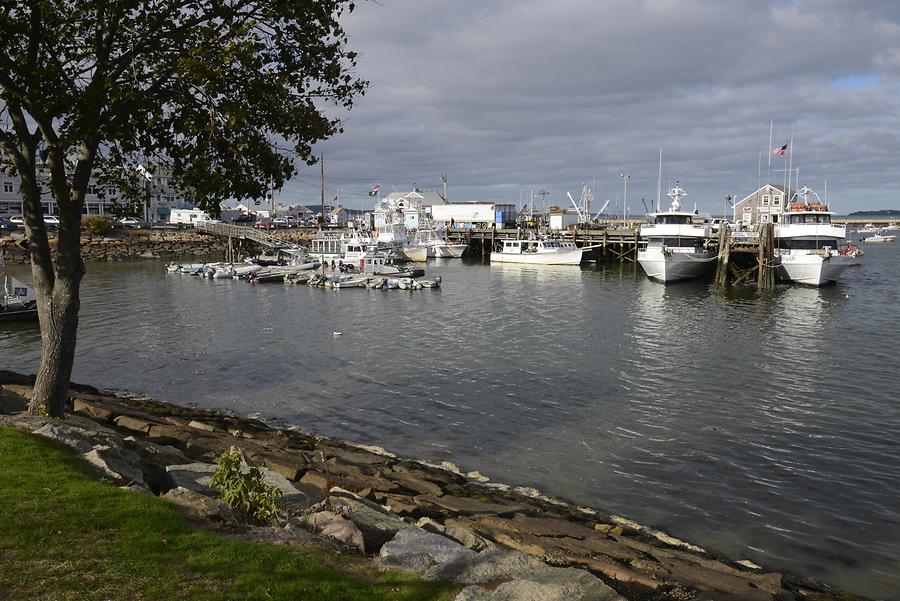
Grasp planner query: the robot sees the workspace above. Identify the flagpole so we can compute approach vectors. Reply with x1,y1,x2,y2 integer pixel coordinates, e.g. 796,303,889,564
787,125,794,198
767,120,773,184
757,151,761,191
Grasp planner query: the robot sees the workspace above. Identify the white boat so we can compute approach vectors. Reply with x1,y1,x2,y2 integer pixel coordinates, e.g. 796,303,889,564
409,225,467,259
491,238,583,265
774,186,856,286
211,266,236,279
401,244,429,262
232,264,262,278
331,276,370,289
862,233,896,243
1,254,38,322
637,183,716,283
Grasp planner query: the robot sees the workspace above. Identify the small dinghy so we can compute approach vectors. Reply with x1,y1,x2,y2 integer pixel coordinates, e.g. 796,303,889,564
212,267,236,279
332,276,369,289
418,276,442,288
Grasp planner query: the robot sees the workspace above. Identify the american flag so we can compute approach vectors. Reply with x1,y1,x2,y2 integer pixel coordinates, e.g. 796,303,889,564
368,184,380,197
772,143,788,156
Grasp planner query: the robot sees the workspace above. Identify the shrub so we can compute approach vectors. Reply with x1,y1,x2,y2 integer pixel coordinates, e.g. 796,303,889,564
82,215,112,236
211,446,282,524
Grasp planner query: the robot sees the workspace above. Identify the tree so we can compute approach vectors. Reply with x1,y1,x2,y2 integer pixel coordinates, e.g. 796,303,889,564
0,0,365,416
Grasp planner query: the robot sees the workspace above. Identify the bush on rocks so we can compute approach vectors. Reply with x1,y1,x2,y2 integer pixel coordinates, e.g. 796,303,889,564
212,446,282,525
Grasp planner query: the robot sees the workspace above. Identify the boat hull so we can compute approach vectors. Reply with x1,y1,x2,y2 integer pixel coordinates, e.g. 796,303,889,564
434,244,467,258
638,249,716,283
0,307,39,322
402,246,429,262
490,248,583,265
775,253,854,286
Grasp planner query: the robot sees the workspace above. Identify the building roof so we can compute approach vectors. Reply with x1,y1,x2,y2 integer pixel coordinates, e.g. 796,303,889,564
735,184,795,206
330,206,346,215
383,190,448,208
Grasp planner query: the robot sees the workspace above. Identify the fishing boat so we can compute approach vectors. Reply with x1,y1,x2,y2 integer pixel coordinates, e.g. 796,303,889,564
407,225,466,259
862,233,896,243
491,238,583,265
774,186,856,286
1,254,38,322
637,182,716,283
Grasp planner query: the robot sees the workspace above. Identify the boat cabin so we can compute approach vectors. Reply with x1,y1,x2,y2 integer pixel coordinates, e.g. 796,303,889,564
652,213,694,225
500,239,577,254
783,212,832,225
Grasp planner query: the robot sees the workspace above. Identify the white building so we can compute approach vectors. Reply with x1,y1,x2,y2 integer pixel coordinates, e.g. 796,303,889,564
0,162,193,221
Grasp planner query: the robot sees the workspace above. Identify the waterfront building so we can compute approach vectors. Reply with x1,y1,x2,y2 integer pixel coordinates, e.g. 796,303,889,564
732,184,794,225
0,162,193,222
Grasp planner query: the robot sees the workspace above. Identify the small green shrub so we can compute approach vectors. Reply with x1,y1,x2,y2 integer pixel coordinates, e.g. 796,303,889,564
212,446,282,524
82,215,112,236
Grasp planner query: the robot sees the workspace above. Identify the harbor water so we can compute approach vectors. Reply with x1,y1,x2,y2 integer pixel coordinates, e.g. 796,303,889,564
2,244,898,599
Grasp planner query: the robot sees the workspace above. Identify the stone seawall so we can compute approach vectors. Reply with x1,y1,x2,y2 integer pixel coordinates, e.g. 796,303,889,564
0,229,312,264
0,371,870,601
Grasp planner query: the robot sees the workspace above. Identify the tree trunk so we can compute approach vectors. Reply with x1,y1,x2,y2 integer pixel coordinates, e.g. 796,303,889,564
27,265,83,417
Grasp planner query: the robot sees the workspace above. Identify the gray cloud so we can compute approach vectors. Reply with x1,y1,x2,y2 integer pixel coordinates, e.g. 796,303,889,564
285,0,900,214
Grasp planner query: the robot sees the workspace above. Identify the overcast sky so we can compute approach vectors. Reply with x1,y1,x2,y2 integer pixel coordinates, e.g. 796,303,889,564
286,0,900,215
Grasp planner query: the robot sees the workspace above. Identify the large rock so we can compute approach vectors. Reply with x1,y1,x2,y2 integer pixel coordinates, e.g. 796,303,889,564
414,494,530,517
327,493,408,553
81,445,146,487
0,387,27,414
389,468,445,496
163,486,235,524
33,418,126,454
453,565,623,601
379,525,475,572
165,462,218,495
33,423,98,454
303,511,365,553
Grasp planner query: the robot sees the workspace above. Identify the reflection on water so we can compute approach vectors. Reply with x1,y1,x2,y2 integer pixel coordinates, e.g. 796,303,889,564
2,250,899,599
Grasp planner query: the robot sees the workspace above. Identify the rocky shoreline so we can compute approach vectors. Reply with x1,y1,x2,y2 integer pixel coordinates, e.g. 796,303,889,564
0,371,867,601
0,228,311,264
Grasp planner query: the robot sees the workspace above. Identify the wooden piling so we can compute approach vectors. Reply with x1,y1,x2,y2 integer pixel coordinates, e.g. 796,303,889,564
714,227,730,289
757,223,775,290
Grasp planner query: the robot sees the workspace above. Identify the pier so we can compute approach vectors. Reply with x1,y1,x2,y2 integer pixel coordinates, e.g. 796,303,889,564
194,222,781,288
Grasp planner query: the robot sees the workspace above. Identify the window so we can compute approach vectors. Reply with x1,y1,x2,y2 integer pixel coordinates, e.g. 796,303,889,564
107,186,118,196
761,214,769,223
761,195,770,207
3,181,13,193
772,195,781,205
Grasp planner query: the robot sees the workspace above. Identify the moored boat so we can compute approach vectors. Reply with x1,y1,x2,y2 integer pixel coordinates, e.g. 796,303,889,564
862,233,896,243
1,254,38,323
637,182,716,283
491,238,583,265
774,186,855,286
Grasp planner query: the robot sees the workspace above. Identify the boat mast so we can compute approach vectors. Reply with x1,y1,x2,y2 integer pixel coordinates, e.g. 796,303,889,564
657,148,662,213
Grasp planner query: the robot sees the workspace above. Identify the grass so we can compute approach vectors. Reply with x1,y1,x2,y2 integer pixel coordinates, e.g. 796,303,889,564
0,426,459,600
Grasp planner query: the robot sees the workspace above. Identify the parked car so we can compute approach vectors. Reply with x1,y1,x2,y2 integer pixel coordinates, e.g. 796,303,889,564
710,218,729,232
283,216,298,228
254,218,276,230
0,217,16,231
43,215,60,227
8,215,24,226
271,218,288,229
233,214,256,224
117,217,145,228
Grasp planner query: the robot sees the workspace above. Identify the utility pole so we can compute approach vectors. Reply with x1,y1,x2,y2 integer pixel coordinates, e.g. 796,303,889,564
319,151,325,226
620,173,630,228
